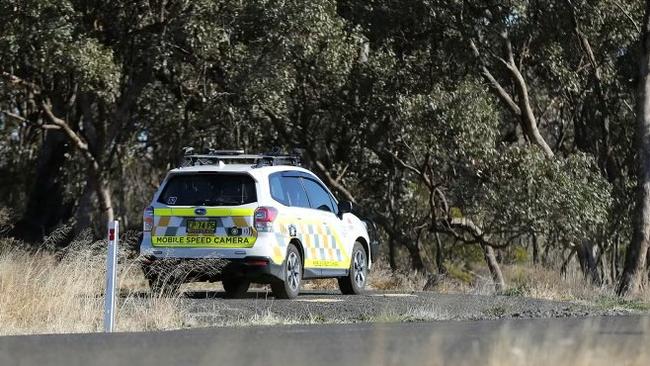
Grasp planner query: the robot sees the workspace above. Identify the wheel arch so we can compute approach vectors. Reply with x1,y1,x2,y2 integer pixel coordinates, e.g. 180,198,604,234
355,236,371,267
289,238,305,266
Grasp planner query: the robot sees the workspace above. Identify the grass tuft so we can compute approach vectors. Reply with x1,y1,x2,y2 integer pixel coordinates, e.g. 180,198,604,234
0,244,185,335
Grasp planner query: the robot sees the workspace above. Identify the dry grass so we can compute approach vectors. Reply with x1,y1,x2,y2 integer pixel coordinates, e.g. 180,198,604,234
2,237,649,336
500,265,610,301
212,304,455,327
366,258,650,311
498,265,650,312
215,307,333,327
0,247,186,335
291,261,429,292
369,305,453,322
367,262,428,292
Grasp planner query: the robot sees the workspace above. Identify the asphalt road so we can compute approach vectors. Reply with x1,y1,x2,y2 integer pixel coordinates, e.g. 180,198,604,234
1,315,649,366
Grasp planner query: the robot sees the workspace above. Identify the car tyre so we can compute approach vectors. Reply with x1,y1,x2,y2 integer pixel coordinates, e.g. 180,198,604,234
271,244,302,299
338,242,367,295
222,278,250,298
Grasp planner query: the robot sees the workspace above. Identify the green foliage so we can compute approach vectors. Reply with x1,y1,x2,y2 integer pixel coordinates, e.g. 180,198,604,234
0,0,640,285
65,38,120,98
595,296,650,311
502,267,532,297
464,147,612,247
397,80,499,165
443,261,474,285
511,246,529,265
500,286,528,297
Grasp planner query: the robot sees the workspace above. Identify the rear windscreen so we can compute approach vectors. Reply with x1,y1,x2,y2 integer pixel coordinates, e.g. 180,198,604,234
158,174,257,206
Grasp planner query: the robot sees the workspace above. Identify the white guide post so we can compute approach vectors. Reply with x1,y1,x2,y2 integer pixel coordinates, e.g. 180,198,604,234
104,220,119,332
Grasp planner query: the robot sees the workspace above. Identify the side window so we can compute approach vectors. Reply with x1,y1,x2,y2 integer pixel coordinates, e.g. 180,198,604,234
302,178,335,213
269,173,289,205
281,177,310,208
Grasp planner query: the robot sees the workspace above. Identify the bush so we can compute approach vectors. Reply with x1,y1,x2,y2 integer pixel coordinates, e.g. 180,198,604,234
0,207,14,237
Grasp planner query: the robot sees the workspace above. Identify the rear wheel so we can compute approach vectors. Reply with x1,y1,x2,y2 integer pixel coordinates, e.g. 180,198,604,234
271,244,302,299
222,278,250,298
338,242,367,295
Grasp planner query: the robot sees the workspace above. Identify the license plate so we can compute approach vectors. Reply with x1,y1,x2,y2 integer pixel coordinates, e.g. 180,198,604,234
186,219,217,235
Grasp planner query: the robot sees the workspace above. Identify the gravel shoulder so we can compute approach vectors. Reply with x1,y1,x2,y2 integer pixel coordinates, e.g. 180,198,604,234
178,290,635,327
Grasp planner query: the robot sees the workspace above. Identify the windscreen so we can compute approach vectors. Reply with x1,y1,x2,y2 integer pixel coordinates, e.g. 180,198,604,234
158,173,256,206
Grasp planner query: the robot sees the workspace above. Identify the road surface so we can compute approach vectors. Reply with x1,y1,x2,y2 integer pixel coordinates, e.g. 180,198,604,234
1,315,648,366
179,289,627,326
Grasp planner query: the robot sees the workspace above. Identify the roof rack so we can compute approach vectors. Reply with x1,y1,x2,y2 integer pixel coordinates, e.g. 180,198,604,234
180,147,302,168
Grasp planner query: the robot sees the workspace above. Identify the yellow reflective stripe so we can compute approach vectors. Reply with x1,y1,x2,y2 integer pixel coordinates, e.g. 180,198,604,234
151,235,256,248
154,208,255,217
154,208,173,216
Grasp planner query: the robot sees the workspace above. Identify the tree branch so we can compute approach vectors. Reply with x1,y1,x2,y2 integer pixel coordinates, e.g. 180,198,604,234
40,100,103,176
612,0,641,33
383,147,433,188
1,71,40,91
314,160,357,203
470,39,522,116
501,34,555,159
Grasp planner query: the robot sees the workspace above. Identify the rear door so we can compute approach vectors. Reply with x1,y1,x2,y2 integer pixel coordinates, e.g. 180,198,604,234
151,173,258,248
299,176,349,270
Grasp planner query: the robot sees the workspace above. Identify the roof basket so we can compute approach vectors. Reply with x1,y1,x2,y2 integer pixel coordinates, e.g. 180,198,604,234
180,147,302,168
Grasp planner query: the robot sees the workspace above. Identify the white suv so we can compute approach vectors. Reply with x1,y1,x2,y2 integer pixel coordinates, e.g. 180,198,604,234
140,150,377,299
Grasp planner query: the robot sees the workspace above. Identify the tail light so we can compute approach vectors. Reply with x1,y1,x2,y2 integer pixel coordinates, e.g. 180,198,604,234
245,258,269,266
143,206,154,232
254,206,278,232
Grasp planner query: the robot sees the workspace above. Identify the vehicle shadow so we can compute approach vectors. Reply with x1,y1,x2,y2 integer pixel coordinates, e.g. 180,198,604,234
117,289,339,299
184,291,267,299
183,290,338,299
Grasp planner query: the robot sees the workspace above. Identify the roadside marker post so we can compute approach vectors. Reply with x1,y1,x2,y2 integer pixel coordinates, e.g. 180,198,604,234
104,220,119,333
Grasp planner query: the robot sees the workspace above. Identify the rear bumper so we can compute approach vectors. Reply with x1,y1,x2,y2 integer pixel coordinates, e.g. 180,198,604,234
141,256,284,284
140,233,280,262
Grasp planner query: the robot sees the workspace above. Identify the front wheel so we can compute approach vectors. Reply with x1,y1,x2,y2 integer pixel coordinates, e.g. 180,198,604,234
271,244,302,299
338,242,367,295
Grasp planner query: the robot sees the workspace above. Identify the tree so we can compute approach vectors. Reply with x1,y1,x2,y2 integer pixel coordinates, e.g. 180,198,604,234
618,0,650,297
0,0,642,294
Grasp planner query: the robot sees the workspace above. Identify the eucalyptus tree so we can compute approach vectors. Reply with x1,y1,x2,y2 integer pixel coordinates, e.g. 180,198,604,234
619,0,650,297
0,0,208,237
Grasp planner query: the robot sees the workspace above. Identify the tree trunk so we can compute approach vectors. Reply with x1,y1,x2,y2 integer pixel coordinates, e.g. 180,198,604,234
560,249,576,277
388,234,397,271
434,231,447,274
532,233,540,265
576,240,601,285
405,240,433,274
613,234,620,282
13,130,69,242
96,177,114,227
74,183,94,233
482,244,505,292
618,0,650,297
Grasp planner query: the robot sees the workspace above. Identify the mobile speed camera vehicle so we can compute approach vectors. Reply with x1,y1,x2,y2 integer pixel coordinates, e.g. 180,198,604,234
140,149,378,299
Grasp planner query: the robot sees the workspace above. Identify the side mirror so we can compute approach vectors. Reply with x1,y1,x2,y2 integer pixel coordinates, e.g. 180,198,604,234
338,201,354,214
